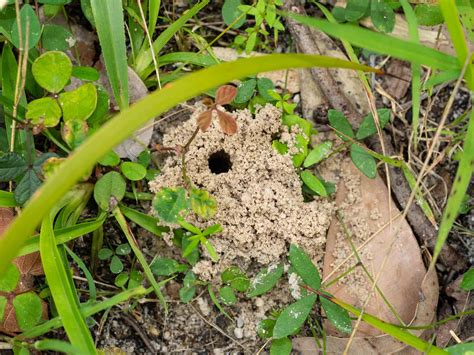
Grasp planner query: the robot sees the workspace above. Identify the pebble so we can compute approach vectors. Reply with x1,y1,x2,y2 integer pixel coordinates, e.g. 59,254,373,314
236,317,244,328
233,327,244,339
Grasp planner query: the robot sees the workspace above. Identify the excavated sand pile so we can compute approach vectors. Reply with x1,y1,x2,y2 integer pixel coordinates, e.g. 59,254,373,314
149,104,335,279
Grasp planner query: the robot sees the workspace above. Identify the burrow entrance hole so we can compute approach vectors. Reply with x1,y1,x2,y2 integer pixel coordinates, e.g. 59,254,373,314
208,149,232,174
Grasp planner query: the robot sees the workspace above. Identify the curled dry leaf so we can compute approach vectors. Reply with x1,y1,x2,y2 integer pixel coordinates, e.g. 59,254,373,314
215,85,237,105
217,110,237,135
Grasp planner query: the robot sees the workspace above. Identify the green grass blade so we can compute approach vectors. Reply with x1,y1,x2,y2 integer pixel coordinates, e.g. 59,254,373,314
90,0,129,110
432,0,474,265
148,0,160,36
0,54,378,275
39,216,97,354
19,286,147,339
287,13,459,71
439,0,474,87
19,217,106,256
113,207,167,310
134,0,209,76
0,190,17,207
433,109,474,264
399,0,422,150
119,204,168,236
331,297,447,354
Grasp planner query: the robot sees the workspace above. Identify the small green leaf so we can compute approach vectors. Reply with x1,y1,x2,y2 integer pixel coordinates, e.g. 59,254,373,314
152,187,189,223
179,271,197,303
289,244,321,290
42,24,74,51
59,83,98,121
26,97,62,127
114,273,129,288
0,152,27,181
257,318,276,339
282,114,312,139
273,294,317,338
13,292,44,330
190,188,217,219
328,109,354,141
0,263,20,292
88,85,110,126
235,79,257,103
93,171,126,211
356,108,391,140
320,296,352,333
270,337,292,355
71,66,100,81
121,161,147,181
350,144,377,179
370,0,395,33
415,4,444,26
220,285,237,305
61,119,89,149
115,243,131,256
445,342,474,355
257,77,276,101
247,264,283,297
38,0,71,4
200,236,219,262
0,296,6,322
98,150,121,167
304,141,332,167
272,140,288,154
150,257,188,276
110,255,124,274
344,0,370,21
300,171,327,197
32,51,72,93
222,0,246,29
137,150,151,168
222,266,250,292
98,248,113,260
460,268,474,291
11,5,41,50
14,169,42,205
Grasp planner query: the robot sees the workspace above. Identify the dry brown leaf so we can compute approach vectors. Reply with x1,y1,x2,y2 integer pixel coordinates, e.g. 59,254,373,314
215,85,237,105
217,110,238,135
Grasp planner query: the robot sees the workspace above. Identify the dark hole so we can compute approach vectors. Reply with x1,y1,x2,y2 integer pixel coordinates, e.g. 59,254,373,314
208,149,232,174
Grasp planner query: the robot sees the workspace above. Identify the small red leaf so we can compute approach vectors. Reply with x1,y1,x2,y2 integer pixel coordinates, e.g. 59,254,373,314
215,85,237,105
217,110,238,135
196,110,213,132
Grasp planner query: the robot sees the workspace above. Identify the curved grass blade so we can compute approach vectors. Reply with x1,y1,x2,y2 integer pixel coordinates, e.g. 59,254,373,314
39,216,97,354
330,297,447,354
0,54,379,274
0,190,17,207
90,0,129,110
287,13,459,71
134,0,209,76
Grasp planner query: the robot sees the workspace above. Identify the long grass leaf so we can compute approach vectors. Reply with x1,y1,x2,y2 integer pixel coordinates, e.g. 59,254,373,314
120,204,168,236
0,190,17,207
90,0,129,109
399,0,422,150
134,0,209,76
0,54,378,274
330,297,447,354
287,13,459,71
432,0,474,265
19,286,147,339
39,216,97,354
148,0,160,36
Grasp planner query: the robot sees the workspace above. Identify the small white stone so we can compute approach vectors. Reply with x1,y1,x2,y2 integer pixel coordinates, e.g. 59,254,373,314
234,327,244,339
236,317,244,328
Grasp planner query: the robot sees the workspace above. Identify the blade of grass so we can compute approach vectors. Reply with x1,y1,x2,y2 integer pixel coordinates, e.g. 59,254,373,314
39,215,97,354
134,0,209,76
0,190,17,207
432,0,474,265
119,204,169,236
112,207,167,310
19,216,106,256
287,13,459,71
90,0,129,110
399,0,422,151
148,0,160,37
18,286,147,339
329,296,447,354
0,54,379,274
